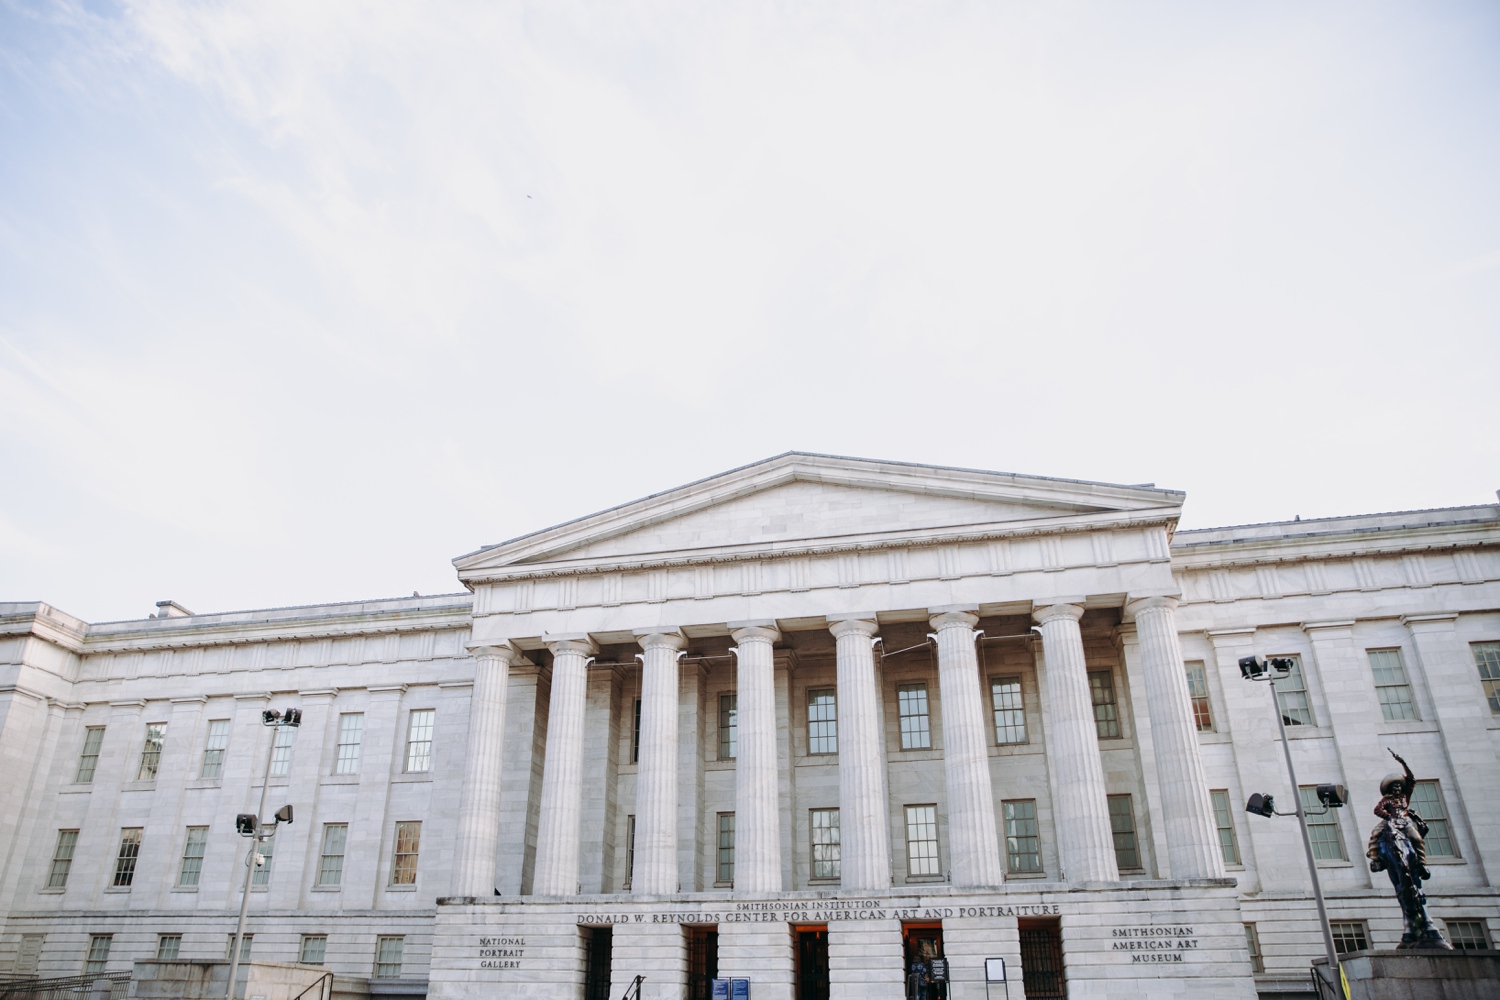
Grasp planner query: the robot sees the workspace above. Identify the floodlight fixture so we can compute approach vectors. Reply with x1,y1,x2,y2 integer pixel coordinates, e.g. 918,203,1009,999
261,709,279,725
1239,655,1295,680
275,804,294,825
1245,793,1276,818
235,814,258,836
1317,784,1347,808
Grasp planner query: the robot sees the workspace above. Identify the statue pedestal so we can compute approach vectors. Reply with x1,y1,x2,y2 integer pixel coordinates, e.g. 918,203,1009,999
1315,950,1500,1000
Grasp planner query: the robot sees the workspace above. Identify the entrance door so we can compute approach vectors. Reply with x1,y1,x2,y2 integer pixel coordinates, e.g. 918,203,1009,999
687,926,719,1000
902,923,945,1000
583,927,612,1000
1018,919,1067,1000
794,927,830,1000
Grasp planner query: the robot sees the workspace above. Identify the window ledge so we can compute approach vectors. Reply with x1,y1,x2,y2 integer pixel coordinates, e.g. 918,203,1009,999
704,760,736,772
1196,732,1232,744
171,886,199,893
713,881,733,889
103,887,132,893
391,773,432,784
903,876,947,885
385,884,418,892
311,885,342,892
1285,727,1333,740
60,786,92,794
1005,872,1049,880
185,778,223,791
122,781,157,792
1428,858,1466,865
1314,861,1353,869
807,878,841,885
321,775,360,786
37,887,65,894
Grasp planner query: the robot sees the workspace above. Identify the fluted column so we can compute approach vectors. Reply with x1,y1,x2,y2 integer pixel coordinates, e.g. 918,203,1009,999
1033,603,1118,883
531,635,597,896
829,617,892,891
452,643,520,898
930,611,1005,887
633,629,687,894
1126,597,1224,878
730,623,782,893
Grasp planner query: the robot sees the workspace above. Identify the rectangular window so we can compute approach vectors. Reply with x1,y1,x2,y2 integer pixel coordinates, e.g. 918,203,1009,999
299,935,328,965
1089,670,1121,739
718,694,738,760
404,709,435,773
904,804,940,877
631,699,641,764
1299,786,1347,860
807,689,838,755
1244,923,1263,974
1210,790,1240,865
1107,794,1140,871
1444,920,1490,951
201,719,230,778
48,830,79,889
991,676,1026,745
138,722,168,780
1329,921,1368,955
156,935,181,961
374,936,404,979
1369,649,1418,721
625,815,636,888
226,936,251,962
84,934,112,975
717,812,735,885
1409,781,1457,857
810,808,840,880
269,726,295,777
1471,642,1500,714
252,836,274,887
1185,662,1214,731
1003,799,1041,874
317,823,348,886
113,828,143,887
76,726,105,783
1276,656,1313,726
390,821,421,885
897,684,931,750
335,714,364,774
178,826,209,887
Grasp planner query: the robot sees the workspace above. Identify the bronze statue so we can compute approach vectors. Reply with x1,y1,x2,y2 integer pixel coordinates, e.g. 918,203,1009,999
1366,749,1451,949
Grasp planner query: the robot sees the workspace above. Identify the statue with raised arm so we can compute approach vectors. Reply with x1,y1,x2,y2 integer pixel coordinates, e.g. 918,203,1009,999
1366,749,1451,949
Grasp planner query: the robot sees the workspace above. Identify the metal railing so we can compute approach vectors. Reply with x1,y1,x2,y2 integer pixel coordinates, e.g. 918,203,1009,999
619,974,645,1000
289,972,333,1000
0,973,131,1000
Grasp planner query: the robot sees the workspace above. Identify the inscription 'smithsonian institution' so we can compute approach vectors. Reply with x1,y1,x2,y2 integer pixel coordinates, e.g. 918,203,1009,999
2,453,1498,1000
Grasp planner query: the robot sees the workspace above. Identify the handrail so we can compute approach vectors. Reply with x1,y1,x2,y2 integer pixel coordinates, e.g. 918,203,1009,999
0,973,131,1000
620,974,645,1000
289,972,333,1000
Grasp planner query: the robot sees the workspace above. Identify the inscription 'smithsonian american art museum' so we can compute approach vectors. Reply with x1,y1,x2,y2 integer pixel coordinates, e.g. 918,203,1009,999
2,454,1499,1000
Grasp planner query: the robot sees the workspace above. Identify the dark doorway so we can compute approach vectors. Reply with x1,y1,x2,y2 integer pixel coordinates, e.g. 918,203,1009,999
583,926,612,1000
687,925,719,1000
1019,918,1067,1000
902,922,945,1000
794,926,830,1000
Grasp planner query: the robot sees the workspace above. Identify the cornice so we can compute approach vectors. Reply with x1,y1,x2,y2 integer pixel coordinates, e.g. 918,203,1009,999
75,605,473,656
1170,520,1499,572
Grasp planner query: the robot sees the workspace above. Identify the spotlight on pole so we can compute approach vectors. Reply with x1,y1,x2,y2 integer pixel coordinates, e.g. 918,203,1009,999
1317,784,1347,809
1245,793,1276,818
235,814,258,836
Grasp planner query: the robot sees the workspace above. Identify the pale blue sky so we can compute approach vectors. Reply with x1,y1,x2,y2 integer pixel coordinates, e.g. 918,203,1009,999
2,1,1497,622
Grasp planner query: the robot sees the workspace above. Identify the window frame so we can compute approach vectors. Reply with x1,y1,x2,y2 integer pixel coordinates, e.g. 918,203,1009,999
1210,789,1240,866
269,725,295,777
631,698,642,764
1409,780,1457,858
807,688,838,755
334,713,364,774
1002,798,1041,875
1107,794,1141,872
718,693,738,761
1328,920,1369,955
624,814,636,889
390,821,421,886
904,804,940,878
1368,648,1419,722
251,835,274,888
990,675,1027,745
201,719,231,779
299,934,328,965
374,936,405,979
1471,641,1500,715
896,683,932,751
1088,669,1122,739
1244,923,1264,974
1185,661,1214,732
716,812,735,886
156,934,181,961
404,709,435,773
178,826,209,888
316,823,348,887
138,722,168,781
113,828,143,888
1444,919,1491,951
47,829,79,889
1275,655,1314,726
809,808,841,881
84,934,112,975
1299,786,1347,861
75,726,105,784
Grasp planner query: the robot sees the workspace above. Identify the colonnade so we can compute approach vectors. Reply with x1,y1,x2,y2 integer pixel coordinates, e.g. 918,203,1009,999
449,597,1224,899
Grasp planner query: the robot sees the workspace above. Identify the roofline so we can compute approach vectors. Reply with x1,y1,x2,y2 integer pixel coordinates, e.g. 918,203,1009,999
1173,503,1498,541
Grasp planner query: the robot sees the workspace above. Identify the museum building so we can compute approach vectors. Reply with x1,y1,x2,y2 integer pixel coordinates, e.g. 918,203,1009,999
2,453,1498,1000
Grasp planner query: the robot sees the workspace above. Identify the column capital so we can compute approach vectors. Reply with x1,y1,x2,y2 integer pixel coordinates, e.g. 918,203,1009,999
1032,603,1084,626
1402,612,1459,632
1205,628,1256,649
633,629,687,652
828,617,879,639
1123,595,1179,620
929,610,980,632
1301,620,1356,639
466,642,523,665
730,624,780,645
545,634,599,657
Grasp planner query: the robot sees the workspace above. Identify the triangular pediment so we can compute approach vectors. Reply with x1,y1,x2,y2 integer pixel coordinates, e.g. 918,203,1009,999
454,452,1183,579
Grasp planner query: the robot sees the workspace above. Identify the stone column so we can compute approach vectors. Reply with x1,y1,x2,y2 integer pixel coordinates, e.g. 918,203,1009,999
929,610,1005,887
531,635,597,896
1032,603,1118,883
829,617,892,891
730,623,783,893
1126,597,1225,878
633,629,687,895
451,643,520,898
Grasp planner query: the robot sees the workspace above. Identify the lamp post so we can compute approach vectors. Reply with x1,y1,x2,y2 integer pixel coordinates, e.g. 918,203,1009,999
226,708,301,999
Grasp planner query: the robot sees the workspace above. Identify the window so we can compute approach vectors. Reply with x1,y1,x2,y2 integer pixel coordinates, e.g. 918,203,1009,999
1275,656,1313,726
897,684,931,750
47,830,78,889
1369,649,1418,721
1185,662,1214,731
374,936,404,979
404,709,435,772
335,714,364,774
1471,642,1500,714
991,676,1026,745
299,935,328,965
1445,920,1490,951
201,720,230,778
156,935,181,961
113,828,143,887
15,935,42,978
178,827,209,887
1003,799,1041,874
1299,787,1347,860
390,821,421,885
717,813,735,885
718,694,737,760
269,726,295,777
317,824,348,886
631,699,642,764
807,689,837,755
1410,781,1457,858
84,934,112,975
810,808,840,880
1089,670,1121,739
138,723,168,780
1210,790,1240,865
1108,794,1140,871
905,805,939,877
76,726,105,783
226,936,252,962
1244,923,1263,974
1329,921,1368,954
252,836,274,887
625,815,636,888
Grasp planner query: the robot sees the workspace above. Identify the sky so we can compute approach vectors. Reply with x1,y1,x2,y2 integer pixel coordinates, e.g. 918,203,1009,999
1,1,1497,623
